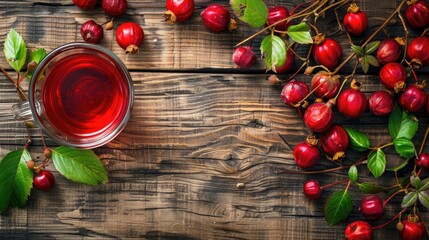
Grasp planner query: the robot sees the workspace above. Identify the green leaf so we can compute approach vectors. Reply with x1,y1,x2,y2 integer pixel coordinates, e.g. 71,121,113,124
387,157,411,172
401,191,418,208
357,182,386,194
52,146,107,186
345,127,371,152
0,149,33,212
230,0,268,28
365,55,380,67
351,45,364,57
420,178,429,191
324,190,352,225
364,41,380,54
30,48,46,64
367,149,386,178
361,56,369,73
348,165,358,182
3,29,27,72
394,137,416,159
260,35,287,72
287,23,313,44
388,104,418,140
418,191,429,209
412,176,422,189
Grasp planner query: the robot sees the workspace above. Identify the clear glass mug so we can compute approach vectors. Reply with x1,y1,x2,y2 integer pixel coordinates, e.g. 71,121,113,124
12,43,134,149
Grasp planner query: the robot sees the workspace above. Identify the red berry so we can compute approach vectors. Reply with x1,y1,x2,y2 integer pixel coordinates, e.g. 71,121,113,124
416,153,429,170
399,215,426,240
304,101,334,133
379,62,407,92
276,50,294,73
80,20,104,44
404,0,429,29
303,179,322,200
280,79,309,108
376,38,402,65
343,4,368,36
102,0,127,17
267,6,290,31
319,125,349,158
407,36,429,67
312,36,342,69
399,85,427,113
311,71,340,99
164,0,195,23
293,141,320,169
73,0,97,10
33,170,55,192
233,46,256,69
368,91,394,117
359,195,385,220
116,22,144,54
200,4,230,33
344,220,372,240
337,88,368,119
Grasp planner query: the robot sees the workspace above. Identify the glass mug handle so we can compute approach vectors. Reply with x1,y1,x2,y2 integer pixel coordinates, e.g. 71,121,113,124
11,101,41,121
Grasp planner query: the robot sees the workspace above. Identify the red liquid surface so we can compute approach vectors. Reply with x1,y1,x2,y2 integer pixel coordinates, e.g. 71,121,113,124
41,53,130,142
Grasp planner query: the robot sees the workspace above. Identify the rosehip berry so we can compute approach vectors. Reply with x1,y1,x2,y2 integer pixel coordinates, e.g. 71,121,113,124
304,101,334,133
267,6,290,31
344,220,372,240
407,36,429,67
293,141,320,169
311,71,340,99
312,35,342,69
233,46,256,69
164,0,195,23
303,179,322,200
44,148,52,158
399,215,426,240
276,50,294,73
102,0,127,17
404,0,429,29
368,91,394,117
376,38,402,65
343,4,368,36
33,170,55,192
280,79,309,108
200,4,231,33
416,153,429,170
73,0,97,10
337,87,368,119
116,22,144,54
379,62,407,92
359,195,385,220
80,20,104,44
399,85,427,113
319,125,349,159
26,160,35,170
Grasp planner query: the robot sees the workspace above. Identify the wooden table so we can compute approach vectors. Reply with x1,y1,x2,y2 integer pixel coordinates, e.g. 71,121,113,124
0,0,428,239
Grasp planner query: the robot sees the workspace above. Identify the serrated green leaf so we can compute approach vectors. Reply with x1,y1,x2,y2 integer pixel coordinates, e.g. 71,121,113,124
357,182,386,194
324,190,352,225
0,149,33,212
367,149,386,178
287,23,313,44
52,146,107,186
420,178,429,191
418,191,429,209
345,127,371,152
412,176,422,189
401,191,418,208
364,41,380,54
365,55,380,67
230,0,268,28
30,48,46,64
351,45,364,57
348,165,358,182
388,104,418,140
3,29,27,72
260,35,287,72
361,56,369,73
394,137,416,159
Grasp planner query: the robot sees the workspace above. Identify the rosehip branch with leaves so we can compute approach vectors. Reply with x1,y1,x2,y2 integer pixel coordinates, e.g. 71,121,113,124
0,29,108,214
231,0,429,238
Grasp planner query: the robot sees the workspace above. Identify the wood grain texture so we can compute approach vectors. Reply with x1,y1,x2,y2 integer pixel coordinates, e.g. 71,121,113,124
0,0,429,239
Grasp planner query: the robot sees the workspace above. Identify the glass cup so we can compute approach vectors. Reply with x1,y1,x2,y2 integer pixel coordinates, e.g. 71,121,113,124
12,43,134,149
